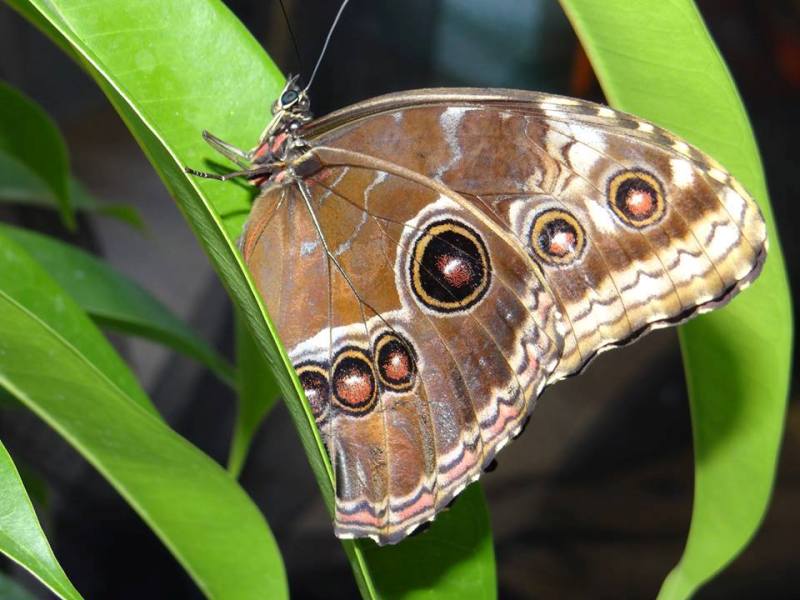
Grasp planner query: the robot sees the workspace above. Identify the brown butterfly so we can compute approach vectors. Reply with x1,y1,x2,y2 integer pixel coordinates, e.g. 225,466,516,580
188,72,767,545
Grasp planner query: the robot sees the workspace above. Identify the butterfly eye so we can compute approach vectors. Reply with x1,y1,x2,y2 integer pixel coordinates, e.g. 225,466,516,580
374,333,417,392
608,169,666,228
280,89,300,107
410,219,491,314
296,363,331,424
331,348,378,415
530,208,586,266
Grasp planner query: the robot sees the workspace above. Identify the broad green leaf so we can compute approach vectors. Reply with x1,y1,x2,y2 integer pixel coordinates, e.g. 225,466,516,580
8,1,498,597
0,224,234,388
0,439,82,600
229,311,280,477
559,1,793,597
0,232,288,599
0,150,144,230
0,229,155,417
364,483,495,599
0,82,74,229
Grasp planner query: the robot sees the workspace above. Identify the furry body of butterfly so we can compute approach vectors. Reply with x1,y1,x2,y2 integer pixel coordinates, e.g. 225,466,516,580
230,87,767,545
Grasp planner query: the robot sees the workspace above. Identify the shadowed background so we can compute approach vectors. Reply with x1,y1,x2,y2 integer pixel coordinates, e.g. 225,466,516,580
0,0,797,597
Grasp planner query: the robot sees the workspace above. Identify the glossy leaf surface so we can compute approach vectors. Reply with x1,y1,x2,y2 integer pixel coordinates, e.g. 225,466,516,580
0,439,82,600
0,232,287,599
560,1,793,597
0,224,234,387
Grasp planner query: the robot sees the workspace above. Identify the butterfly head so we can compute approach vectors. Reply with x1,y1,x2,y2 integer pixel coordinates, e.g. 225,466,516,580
272,74,311,118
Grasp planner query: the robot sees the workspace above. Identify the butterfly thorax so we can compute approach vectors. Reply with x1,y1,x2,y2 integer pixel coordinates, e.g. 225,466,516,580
248,77,317,187
188,76,320,188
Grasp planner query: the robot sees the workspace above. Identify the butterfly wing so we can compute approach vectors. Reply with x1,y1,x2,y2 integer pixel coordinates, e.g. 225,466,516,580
242,147,563,544
305,89,767,380
242,88,766,545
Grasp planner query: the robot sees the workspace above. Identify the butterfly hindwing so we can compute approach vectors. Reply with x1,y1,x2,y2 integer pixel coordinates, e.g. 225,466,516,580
242,149,562,543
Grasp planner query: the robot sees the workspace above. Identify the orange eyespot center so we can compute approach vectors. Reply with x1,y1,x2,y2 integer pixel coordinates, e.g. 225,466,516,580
332,348,377,414
608,169,666,228
530,208,586,266
375,333,416,392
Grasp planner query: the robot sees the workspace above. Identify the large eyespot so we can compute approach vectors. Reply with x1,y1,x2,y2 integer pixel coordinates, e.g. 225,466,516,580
608,169,666,228
374,332,417,392
295,362,330,425
410,219,491,313
332,347,378,416
530,208,586,266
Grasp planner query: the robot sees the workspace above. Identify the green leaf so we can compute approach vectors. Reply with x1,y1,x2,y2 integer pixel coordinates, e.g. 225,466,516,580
68,178,146,231
559,1,793,597
229,311,280,477
0,232,288,599
0,229,155,417
0,438,82,600
0,151,50,202
7,1,497,596
0,150,145,231
0,82,74,229
363,483,495,599
0,223,235,388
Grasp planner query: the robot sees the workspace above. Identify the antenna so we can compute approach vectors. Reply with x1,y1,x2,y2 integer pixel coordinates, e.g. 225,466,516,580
304,0,350,92
278,0,303,74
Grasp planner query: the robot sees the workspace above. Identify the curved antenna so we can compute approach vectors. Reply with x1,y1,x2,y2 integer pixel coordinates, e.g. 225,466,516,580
303,0,350,93
278,0,303,73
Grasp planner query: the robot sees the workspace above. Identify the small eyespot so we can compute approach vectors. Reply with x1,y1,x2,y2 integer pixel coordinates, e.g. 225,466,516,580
332,347,378,416
608,169,666,228
374,333,417,392
409,219,491,313
296,362,330,425
530,208,586,266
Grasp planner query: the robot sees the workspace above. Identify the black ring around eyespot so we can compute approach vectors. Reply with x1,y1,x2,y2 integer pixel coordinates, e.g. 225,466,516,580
374,332,417,392
529,208,586,266
608,169,666,228
409,219,491,313
295,362,330,424
331,347,378,416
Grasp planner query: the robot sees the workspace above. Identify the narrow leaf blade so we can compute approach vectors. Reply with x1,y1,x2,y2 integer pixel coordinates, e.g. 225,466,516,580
0,439,82,600
229,311,280,477
0,224,234,387
558,1,793,597
363,483,495,600
0,82,74,228
0,232,288,599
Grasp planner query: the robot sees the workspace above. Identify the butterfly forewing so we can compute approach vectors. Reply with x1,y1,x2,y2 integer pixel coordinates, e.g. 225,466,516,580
304,89,767,379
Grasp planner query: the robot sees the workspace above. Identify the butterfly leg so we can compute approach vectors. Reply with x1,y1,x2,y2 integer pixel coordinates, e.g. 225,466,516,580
183,164,280,182
201,130,252,167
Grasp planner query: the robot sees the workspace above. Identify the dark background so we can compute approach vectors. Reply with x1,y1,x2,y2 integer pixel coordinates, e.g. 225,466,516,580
0,0,798,598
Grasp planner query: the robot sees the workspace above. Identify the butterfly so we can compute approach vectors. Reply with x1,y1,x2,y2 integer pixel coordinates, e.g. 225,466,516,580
188,74,767,545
